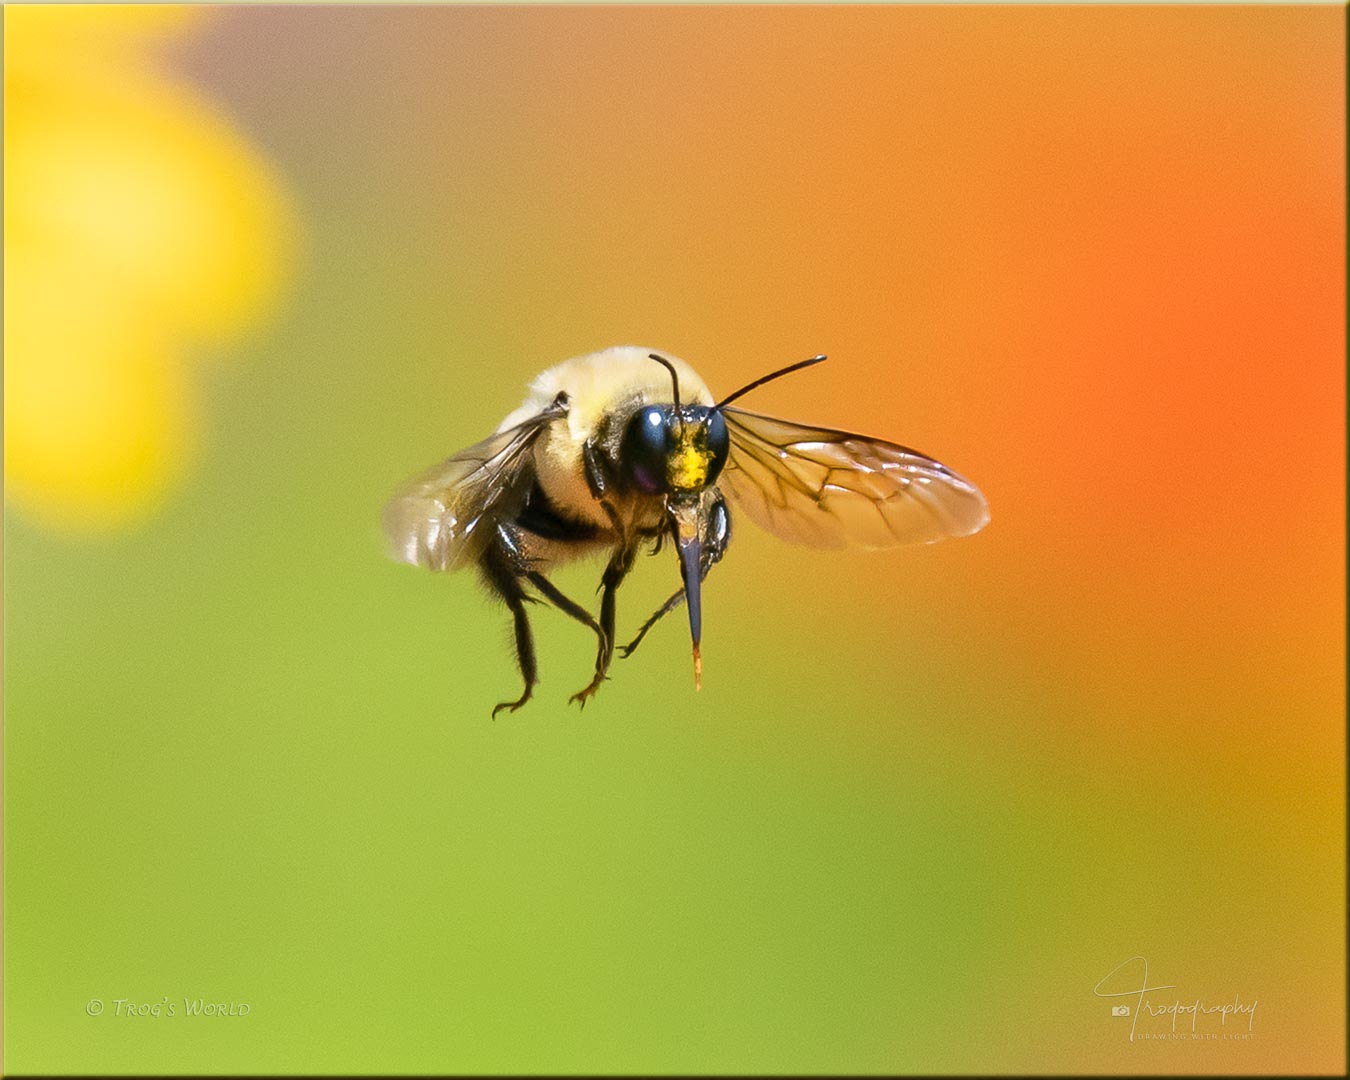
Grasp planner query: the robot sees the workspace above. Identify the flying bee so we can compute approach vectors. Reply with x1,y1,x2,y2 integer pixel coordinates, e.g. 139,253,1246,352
385,346,989,716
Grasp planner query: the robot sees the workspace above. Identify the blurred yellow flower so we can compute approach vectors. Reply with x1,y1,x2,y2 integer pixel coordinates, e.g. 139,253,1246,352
4,5,296,531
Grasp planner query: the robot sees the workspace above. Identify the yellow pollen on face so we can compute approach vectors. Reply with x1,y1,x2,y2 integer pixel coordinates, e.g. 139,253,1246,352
668,437,710,492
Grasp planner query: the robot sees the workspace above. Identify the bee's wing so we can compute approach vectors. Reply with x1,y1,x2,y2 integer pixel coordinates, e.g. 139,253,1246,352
384,400,564,571
719,407,989,549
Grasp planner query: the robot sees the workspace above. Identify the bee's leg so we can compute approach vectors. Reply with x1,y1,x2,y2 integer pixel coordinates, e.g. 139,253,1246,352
583,439,628,544
618,587,686,659
582,439,612,501
620,491,731,660
523,572,607,652
480,538,538,719
494,521,607,665
569,540,639,707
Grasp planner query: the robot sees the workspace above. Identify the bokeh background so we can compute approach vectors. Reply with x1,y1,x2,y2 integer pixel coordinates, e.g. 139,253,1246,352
4,5,1344,1074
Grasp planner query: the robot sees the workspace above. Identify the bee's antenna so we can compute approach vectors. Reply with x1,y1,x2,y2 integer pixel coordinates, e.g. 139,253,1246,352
648,353,682,411
714,355,827,410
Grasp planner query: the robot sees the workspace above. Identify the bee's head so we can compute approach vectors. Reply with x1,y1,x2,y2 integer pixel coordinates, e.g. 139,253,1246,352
619,351,827,499
623,350,827,691
620,403,729,496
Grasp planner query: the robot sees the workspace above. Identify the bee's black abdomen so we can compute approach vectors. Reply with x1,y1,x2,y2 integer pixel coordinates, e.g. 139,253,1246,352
517,481,603,542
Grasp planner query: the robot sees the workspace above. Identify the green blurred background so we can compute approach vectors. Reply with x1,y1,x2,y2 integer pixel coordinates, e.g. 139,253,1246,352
4,5,1344,1074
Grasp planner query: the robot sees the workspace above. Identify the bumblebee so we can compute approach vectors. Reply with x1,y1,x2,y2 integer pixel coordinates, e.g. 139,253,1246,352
385,346,989,715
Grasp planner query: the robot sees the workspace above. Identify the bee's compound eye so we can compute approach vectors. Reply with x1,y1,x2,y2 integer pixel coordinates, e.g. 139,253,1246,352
622,406,672,494
705,410,730,485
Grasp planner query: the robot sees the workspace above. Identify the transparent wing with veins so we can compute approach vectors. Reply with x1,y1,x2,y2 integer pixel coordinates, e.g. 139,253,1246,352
383,400,565,572
719,407,989,549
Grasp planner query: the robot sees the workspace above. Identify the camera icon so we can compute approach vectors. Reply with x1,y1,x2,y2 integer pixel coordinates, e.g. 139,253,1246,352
1111,1005,1131,1017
